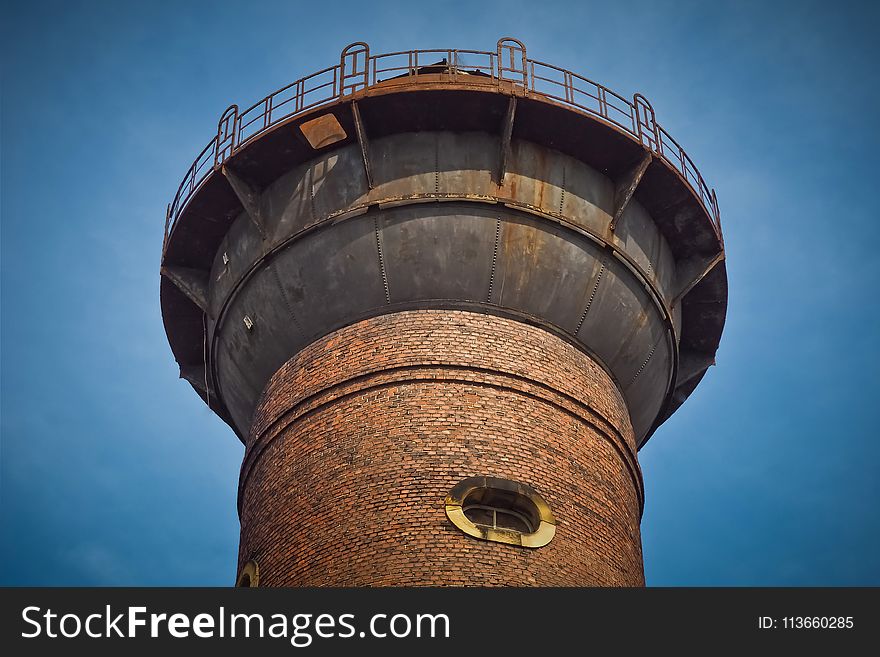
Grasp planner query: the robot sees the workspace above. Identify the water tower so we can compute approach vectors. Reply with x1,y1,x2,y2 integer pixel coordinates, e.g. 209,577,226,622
160,39,727,586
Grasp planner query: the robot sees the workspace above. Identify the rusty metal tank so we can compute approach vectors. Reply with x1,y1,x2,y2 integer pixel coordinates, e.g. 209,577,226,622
160,38,727,449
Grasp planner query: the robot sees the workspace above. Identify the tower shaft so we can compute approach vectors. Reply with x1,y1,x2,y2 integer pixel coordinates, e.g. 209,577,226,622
239,310,644,586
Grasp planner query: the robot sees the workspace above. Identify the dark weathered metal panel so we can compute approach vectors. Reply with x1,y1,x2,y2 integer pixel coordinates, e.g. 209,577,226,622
207,206,266,317
576,254,666,388
215,215,388,428
492,214,605,334
379,205,497,304
263,161,315,241
558,158,615,237
626,343,672,442
436,132,496,194
310,143,371,220
370,132,441,196
497,139,565,217
204,134,683,439
271,217,388,341
614,197,676,300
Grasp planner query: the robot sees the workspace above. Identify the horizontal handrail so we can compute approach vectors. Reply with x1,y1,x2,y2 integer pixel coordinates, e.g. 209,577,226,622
165,39,721,248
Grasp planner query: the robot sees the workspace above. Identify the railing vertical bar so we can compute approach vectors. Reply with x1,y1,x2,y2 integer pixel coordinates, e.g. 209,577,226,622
162,204,171,254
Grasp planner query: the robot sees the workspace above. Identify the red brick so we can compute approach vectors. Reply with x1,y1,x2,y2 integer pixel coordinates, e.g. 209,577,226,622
237,310,644,586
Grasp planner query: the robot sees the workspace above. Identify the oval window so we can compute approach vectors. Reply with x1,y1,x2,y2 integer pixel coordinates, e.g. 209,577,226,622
445,476,555,548
236,560,260,587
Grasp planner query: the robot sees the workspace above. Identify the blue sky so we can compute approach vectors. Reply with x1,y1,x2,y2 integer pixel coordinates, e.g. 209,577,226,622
1,0,878,586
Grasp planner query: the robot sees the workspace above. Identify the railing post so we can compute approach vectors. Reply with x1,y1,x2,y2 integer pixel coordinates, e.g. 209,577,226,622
633,93,659,153
496,37,528,88
340,42,370,98
712,189,723,242
214,104,239,169
162,203,171,260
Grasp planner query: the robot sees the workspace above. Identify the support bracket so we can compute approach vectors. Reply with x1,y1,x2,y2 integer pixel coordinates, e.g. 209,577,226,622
497,97,517,185
160,265,211,316
351,101,374,189
671,251,725,307
611,152,652,231
221,164,267,238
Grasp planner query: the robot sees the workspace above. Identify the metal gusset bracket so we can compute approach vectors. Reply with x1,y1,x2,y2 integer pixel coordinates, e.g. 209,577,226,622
160,265,211,316
351,101,374,189
221,164,267,238
611,152,652,231
671,251,725,307
497,96,517,185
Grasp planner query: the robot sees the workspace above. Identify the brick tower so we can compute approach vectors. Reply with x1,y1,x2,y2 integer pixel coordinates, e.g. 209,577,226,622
160,39,727,586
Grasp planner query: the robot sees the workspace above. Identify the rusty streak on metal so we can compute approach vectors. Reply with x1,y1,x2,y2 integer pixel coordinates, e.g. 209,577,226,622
160,265,211,315
671,250,725,307
611,152,652,231
497,96,517,185
221,164,267,238
351,101,374,189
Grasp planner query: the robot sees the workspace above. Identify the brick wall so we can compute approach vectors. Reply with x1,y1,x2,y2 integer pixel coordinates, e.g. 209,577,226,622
237,310,645,586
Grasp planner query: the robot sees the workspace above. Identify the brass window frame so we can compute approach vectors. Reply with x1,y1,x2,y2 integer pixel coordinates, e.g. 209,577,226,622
445,476,556,548
235,560,260,587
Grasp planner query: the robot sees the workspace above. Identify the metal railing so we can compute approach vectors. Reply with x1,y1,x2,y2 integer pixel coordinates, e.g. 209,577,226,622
164,38,721,244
